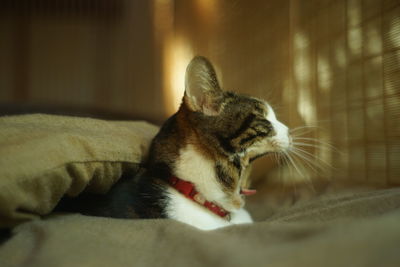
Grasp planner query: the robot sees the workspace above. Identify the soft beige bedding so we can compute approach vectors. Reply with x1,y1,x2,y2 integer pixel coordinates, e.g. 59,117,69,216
0,114,399,267
1,188,399,267
0,114,158,227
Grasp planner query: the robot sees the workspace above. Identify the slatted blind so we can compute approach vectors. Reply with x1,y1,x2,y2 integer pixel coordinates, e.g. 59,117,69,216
288,0,400,187
169,0,400,188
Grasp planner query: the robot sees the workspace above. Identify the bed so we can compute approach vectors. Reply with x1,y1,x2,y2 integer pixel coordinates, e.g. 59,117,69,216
1,114,399,267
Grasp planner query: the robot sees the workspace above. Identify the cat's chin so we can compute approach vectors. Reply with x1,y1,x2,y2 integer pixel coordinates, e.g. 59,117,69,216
220,194,245,212
271,137,292,151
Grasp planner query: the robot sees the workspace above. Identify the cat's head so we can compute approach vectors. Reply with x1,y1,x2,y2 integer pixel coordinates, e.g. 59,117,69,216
179,56,291,211
183,56,291,158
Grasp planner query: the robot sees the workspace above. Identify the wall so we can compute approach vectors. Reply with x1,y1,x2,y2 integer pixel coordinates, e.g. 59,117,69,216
0,0,164,123
167,0,400,189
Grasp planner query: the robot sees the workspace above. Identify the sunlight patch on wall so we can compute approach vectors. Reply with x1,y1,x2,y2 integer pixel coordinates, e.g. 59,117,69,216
294,33,311,81
156,0,218,116
294,32,309,49
294,54,311,85
154,0,194,116
317,57,332,92
317,131,332,178
293,32,315,125
334,42,346,68
365,25,382,55
164,36,193,115
348,27,362,56
297,87,316,125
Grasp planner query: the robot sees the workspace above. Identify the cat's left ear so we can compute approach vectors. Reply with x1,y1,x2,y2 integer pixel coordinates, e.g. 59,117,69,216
184,56,224,116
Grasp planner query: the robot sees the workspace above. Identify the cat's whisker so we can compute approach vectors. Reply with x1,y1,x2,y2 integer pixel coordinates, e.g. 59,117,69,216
271,152,279,179
290,150,332,174
284,155,292,176
283,150,306,179
289,147,332,168
279,152,287,167
280,152,288,166
278,153,284,168
291,141,330,149
290,130,315,136
292,138,342,155
288,148,328,173
273,152,279,166
290,125,319,131
289,126,319,135
276,153,282,167
281,153,294,181
282,152,316,195
292,136,330,143
288,150,321,173
276,153,290,181
273,124,338,184
290,154,316,193
291,137,335,147
269,152,278,166
292,140,343,157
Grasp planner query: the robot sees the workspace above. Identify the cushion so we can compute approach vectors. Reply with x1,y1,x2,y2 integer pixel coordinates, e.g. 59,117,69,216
0,114,158,228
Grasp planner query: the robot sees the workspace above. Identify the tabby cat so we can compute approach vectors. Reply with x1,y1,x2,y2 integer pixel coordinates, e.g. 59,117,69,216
57,56,291,230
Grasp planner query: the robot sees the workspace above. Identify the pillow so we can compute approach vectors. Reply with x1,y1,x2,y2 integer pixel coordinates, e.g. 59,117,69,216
0,114,158,228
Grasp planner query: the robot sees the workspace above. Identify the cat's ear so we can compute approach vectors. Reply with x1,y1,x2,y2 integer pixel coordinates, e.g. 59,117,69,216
184,56,223,116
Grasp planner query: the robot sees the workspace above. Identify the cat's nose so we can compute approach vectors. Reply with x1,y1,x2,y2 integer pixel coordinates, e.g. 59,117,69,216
270,121,290,151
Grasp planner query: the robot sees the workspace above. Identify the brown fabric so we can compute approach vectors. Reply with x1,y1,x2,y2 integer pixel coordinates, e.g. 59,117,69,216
0,188,399,267
0,114,158,228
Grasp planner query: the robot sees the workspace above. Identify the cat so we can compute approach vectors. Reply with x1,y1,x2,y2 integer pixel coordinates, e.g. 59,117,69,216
56,56,291,230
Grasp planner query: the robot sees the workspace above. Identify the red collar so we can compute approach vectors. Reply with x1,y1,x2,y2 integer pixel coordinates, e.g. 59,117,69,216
167,176,231,220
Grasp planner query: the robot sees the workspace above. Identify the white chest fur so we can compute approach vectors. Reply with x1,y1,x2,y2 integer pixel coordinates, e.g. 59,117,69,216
165,144,253,230
166,187,253,230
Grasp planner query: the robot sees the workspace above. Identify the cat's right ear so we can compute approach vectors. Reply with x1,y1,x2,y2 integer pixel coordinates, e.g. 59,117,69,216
184,56,223,116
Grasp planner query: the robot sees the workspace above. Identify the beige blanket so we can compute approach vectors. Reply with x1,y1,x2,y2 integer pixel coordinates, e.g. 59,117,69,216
1,188,400,267
0,114,157,227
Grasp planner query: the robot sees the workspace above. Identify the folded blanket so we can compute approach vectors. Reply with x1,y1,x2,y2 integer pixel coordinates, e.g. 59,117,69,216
0,114,158,227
